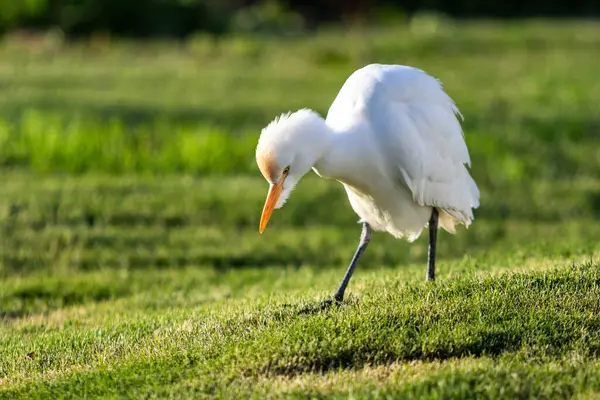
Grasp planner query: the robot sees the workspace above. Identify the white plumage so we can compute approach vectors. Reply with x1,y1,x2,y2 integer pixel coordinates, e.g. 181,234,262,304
256,63,479,242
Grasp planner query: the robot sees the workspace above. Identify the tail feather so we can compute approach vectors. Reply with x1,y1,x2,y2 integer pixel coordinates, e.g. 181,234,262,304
438,210,457,234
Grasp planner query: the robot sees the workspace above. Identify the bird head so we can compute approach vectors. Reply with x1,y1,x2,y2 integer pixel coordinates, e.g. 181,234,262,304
255,109,330,233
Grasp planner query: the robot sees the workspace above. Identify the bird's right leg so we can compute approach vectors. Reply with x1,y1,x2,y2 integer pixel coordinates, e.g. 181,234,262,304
332,222,371,302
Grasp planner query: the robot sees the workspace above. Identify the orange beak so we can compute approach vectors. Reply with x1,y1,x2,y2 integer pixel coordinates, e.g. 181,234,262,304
259,175,287,233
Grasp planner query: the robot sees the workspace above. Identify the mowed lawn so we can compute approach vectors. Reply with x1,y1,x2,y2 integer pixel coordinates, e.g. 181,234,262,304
1,20,600,398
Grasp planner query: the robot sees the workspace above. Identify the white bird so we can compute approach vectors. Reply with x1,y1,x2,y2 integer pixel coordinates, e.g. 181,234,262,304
255,63,479,303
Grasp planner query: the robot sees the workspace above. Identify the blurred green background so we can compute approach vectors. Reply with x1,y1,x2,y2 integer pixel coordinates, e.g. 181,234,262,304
0,15,600,268
0,17,598,275
1,1,600,396
0,0,598,297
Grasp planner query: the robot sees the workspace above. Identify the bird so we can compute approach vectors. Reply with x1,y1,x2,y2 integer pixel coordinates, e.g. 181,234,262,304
255,63,480,303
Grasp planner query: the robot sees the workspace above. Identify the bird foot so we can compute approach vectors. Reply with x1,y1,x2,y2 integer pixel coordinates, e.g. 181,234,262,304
297,297,343,315
320,297,343,308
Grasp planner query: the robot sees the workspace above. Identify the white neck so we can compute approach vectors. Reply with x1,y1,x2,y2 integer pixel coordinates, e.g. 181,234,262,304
307,116,336,165
285,111,337,177
311,118,368,187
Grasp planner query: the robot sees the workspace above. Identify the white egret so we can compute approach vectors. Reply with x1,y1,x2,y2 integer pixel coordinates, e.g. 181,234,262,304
255,64,479,302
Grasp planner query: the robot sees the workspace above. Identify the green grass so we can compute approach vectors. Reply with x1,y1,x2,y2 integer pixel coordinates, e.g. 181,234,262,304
2,262,600,398
0,19,600,398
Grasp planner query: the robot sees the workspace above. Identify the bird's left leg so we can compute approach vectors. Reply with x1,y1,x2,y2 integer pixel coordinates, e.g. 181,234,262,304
333,222,371,302
427,208,439,282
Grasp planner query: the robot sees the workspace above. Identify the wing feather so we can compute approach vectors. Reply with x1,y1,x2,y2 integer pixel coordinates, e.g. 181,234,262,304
360,64,480,225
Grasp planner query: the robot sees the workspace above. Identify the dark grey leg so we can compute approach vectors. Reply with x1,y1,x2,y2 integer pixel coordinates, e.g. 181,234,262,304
427,208,439,282
333,222,371,302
